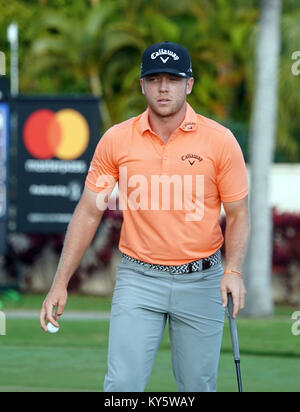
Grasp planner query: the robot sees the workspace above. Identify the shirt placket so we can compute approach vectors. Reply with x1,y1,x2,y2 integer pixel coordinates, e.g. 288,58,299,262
161,130,180,173
161,144,170,173
147,131,170,173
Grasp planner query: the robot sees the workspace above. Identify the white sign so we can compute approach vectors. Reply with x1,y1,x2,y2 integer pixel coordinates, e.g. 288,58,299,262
0,52,5,75
0,311,6,336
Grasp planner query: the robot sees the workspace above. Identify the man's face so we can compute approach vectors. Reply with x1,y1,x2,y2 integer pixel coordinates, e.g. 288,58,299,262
140,73,194,118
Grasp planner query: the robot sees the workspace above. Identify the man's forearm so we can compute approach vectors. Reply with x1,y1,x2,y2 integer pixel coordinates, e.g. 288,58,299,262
51,203,104,290
224,213,249,273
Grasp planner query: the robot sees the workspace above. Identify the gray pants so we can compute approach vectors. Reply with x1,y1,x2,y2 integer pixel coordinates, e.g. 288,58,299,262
104,257,225,392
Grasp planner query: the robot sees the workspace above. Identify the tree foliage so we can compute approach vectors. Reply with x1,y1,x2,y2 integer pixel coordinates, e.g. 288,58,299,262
0,0,299,161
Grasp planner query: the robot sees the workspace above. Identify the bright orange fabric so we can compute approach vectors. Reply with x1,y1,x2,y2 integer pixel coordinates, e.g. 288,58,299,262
85,103,248,265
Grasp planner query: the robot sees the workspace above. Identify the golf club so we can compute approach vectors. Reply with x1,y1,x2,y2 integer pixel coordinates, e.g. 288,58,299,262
227,293,243,392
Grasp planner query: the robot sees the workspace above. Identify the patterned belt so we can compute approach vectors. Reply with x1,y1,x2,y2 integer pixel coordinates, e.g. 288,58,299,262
121,249,222,275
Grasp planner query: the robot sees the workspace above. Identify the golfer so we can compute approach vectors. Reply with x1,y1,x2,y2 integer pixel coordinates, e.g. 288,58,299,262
40,41,249,392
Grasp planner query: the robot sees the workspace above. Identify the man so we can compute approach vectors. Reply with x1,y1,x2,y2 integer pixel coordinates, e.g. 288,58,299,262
40,41,249,392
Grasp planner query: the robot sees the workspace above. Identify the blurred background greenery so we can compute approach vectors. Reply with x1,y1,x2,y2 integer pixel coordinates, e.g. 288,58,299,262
1,0,300,162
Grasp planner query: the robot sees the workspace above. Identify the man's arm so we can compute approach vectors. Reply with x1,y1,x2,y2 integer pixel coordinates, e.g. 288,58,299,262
220,195,250,318
40,186,105,331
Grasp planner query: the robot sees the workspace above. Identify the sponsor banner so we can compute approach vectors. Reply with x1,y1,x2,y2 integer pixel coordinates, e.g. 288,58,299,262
14,96,100,233
0,102,9,253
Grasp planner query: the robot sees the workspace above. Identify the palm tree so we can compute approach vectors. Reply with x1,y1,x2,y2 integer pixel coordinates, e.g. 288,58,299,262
244,0,282,317
23,2,144,128
276,7,300,161
20,0,299,162
103,0,259,124
245,3,300,162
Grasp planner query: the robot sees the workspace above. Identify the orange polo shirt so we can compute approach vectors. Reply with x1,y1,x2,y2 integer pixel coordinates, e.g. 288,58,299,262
85,103,248,265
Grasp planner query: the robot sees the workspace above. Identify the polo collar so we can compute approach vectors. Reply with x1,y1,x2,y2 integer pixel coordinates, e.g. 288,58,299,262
138,103,198,135
139,109,151,134
179,103,198,132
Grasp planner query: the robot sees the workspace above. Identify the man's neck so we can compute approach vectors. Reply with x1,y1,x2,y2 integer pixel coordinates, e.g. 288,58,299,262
148,103,187,143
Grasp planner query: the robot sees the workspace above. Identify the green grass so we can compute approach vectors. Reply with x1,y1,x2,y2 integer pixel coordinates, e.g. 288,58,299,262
0,294,299,392
0,293,297,316
0,293,112,312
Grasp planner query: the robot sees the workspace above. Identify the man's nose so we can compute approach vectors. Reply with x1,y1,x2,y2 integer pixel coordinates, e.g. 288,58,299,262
159,76,169,92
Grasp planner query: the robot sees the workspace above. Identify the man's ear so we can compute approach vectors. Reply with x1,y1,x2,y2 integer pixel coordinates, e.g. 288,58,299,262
186,77,194,95
140,79,145,95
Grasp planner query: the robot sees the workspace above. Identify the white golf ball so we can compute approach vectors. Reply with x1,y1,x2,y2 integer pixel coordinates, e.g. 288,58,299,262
47,322,60,334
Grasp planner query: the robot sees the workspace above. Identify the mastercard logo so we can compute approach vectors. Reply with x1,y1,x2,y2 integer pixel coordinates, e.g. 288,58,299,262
23,109,90,160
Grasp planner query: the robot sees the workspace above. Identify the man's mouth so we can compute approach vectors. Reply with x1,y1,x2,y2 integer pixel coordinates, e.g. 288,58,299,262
157,98,171,104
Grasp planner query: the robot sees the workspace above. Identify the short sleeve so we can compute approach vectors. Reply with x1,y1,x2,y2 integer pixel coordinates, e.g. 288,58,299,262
217,130,248,202
85,128,119,194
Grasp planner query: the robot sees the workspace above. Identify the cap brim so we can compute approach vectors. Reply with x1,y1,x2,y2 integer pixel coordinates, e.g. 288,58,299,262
140,68,191,79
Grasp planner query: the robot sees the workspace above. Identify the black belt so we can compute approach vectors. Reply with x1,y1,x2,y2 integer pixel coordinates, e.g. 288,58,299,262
121,250,221,274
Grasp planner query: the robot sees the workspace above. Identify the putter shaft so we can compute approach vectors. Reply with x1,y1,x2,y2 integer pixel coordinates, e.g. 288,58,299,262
235,360,243,393
227,293,243,392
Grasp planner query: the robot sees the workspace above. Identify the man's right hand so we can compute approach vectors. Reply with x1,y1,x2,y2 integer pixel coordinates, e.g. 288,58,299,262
39,187,105,333
40,287,68,332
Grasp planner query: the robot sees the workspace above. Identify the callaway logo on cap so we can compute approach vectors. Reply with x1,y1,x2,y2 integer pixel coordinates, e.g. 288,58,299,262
140,41,193,79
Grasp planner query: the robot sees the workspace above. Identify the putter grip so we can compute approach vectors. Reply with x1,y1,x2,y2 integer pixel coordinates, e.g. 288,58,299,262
227,293,240,361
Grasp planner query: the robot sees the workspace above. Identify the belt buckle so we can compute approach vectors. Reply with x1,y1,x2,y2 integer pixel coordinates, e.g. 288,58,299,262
202,259,211,270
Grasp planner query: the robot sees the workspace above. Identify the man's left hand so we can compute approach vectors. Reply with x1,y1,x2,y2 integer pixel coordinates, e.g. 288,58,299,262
220,274,246,318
